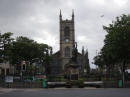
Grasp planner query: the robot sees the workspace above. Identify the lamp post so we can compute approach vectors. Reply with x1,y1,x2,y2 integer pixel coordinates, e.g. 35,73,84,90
20,61,26,81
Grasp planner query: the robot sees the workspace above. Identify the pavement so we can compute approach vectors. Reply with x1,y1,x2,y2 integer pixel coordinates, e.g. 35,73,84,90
0,88,130,97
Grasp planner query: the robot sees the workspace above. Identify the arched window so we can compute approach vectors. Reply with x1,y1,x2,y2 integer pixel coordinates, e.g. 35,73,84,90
64,26,70,37
65,47,70,57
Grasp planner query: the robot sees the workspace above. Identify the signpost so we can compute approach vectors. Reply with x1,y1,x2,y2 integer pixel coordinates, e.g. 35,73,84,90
5,76,13,83
5,76,13,88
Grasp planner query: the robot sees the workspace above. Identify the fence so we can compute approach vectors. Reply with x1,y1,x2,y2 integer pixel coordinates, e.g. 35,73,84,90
0,82,43,88
1,81,130,88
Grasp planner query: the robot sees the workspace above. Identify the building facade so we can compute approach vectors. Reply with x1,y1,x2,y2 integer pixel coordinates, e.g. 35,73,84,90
0,61,14,76
50,11,90,77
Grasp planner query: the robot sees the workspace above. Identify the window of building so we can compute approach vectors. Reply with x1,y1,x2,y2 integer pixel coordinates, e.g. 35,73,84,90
65,47,70,57
64,26,70,37
2,69,5,75
6,69,9,75
23,65,25,70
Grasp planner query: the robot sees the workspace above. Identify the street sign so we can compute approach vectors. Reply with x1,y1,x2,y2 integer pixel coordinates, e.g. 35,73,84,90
5,76,13,83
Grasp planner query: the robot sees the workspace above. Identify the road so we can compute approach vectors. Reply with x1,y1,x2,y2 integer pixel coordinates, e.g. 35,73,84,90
0,88,130,97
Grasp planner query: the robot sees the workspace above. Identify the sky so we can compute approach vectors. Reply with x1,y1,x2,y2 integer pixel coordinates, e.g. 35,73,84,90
0,0,130,68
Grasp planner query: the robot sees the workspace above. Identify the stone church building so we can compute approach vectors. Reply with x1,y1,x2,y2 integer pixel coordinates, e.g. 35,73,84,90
50,11,90,77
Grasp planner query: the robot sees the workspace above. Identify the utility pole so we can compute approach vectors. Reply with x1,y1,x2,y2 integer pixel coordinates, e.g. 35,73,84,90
122,60,126,88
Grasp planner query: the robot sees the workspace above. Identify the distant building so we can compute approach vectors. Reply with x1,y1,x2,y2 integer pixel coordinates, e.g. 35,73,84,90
0,61,14,76
50,11,90,77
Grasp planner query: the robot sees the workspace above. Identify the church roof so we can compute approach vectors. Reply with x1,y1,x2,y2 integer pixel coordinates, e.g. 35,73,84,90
52,51,60,57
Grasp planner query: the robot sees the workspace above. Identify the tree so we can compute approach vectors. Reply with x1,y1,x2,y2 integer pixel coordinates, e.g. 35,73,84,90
0,32,14,63
0,32,52,76
11,36,52,76
93,53,104,70
94,14,130,85
103,14,130,73
11,36,37,64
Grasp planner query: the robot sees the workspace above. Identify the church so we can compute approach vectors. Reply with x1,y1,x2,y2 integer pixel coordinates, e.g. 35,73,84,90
50,11,90,78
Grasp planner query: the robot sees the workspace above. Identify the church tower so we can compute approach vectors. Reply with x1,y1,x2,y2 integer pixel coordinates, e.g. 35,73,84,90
50,10,89,76
59,10,75,71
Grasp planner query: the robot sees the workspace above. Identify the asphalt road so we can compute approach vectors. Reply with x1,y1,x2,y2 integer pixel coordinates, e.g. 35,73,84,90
0,88,130,97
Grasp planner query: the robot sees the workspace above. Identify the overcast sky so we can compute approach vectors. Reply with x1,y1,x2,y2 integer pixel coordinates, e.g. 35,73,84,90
0,0,130,68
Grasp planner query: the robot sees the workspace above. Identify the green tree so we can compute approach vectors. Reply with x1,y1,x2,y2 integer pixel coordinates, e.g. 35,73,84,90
0,32,14,62
11,36,52,76
0,33,52,76
93,53,104,70
103,14,130,69
94,14,130,84
11,36,37,64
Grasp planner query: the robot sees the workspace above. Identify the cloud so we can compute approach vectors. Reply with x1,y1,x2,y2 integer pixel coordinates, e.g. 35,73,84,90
0,0,130,68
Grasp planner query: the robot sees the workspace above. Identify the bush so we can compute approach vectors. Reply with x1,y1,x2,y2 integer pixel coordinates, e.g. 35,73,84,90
48,75,66,82
65,81,72,88
78,79,84,88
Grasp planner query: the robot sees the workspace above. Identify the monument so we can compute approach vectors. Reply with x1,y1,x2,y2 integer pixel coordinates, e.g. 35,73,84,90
64,42,79,80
